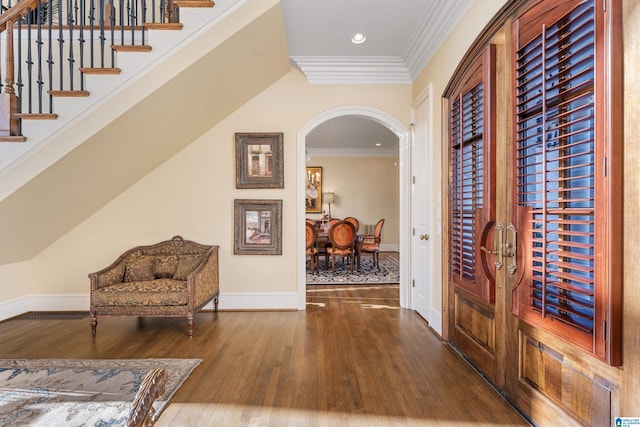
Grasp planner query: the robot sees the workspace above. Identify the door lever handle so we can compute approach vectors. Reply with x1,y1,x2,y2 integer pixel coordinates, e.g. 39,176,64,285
480,223,503,270
480,246,498,255
505,223,517,274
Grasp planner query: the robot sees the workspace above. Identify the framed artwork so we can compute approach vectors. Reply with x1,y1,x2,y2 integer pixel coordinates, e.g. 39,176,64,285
234,199,282,255
305,167,322,213
235,132,284,189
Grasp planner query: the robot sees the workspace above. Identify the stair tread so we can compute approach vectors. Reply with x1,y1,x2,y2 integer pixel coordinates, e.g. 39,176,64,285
175,0,215,7
111,45,153,52
48,90,90,97
14,113,59,120
143,23,184,30
79,68,122,75
0,136,27,143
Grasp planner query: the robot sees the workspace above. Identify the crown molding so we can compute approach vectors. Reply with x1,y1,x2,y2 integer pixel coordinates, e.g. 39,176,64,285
404,0,475,79
307,147,398,158
290,56,412,84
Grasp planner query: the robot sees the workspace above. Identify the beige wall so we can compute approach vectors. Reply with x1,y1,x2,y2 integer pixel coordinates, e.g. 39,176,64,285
305,157,399,248
0,68,410,313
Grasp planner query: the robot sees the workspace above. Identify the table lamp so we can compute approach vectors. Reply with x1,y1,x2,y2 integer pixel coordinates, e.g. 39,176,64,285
323,192,335,218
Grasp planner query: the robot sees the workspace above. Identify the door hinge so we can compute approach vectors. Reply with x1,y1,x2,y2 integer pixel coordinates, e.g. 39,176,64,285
412,176,416,184
412,279,415,288
602,321,607,340
412,228,416,236
603,156,607,177
603,0,606,12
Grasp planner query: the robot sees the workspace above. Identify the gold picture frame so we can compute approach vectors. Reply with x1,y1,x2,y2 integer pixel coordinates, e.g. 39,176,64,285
305,167,322,213
235,132,284,189
234,199,282,255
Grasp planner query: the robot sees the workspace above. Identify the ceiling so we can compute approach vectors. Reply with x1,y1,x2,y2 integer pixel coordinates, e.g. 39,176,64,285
279,0,474,155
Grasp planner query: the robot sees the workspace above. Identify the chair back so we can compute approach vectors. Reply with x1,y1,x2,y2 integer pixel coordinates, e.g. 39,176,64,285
305,222,317,250
373,218,385,244
344,216,359,233
328,221,356,250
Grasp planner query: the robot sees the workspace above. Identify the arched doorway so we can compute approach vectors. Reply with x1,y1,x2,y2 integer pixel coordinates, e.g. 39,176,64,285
296,106,411,309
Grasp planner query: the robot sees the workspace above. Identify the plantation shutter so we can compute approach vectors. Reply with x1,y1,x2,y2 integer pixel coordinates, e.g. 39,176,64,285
448,46,495,302
513,0,621,364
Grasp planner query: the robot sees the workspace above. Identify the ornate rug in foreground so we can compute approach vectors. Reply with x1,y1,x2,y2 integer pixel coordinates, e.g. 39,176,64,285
0,358,200,427
307,255,400,285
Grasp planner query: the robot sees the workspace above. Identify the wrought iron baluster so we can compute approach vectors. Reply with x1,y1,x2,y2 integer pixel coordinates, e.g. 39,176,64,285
26,10,33,113
99,0,105,68
79,0,85,89
141,0,146,45
57,0,64,90
89,0,95,68
37,1,45,113
110,0,115,66
68,0,76,91
47,0,54,111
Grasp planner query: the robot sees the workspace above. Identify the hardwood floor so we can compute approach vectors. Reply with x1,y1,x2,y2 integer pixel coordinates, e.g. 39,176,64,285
0,284,529,426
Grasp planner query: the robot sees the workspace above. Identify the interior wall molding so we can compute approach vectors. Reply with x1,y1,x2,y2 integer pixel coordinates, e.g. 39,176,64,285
290,56,412,84
0,292,298,321
297,106,411,310
307,147,398,158
404,0,475,79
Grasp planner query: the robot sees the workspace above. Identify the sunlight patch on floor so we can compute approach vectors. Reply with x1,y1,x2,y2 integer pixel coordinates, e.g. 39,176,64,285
157,403,515,426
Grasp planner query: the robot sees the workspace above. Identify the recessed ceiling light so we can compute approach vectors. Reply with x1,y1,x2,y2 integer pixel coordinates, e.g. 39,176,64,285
351,33,367,44
375,143,382,147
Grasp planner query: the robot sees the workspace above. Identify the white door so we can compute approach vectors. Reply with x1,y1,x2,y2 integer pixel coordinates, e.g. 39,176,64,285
411,94,432,321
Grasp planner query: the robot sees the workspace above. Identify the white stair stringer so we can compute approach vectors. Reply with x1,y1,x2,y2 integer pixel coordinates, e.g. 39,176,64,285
0,0,254,202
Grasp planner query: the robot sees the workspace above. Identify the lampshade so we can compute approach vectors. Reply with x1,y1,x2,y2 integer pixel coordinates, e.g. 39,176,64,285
323,192,335,204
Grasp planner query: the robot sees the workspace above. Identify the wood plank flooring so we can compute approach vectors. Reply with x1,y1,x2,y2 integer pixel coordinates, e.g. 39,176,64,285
0,283,529,426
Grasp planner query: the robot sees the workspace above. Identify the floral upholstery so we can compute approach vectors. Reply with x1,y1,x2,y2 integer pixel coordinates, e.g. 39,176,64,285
89,236,219,338
124,256,156,282
154,255,179,279
92,279,188,306
174,255,203,280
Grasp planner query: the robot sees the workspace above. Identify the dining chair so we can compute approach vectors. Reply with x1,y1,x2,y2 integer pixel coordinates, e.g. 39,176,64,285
305,222,318,274
361,218,385,270
327,220,357,274
344,216,360,233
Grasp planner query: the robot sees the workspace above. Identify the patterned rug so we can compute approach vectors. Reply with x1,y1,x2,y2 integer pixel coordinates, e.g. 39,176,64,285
307,254,400,285
0,358,200,426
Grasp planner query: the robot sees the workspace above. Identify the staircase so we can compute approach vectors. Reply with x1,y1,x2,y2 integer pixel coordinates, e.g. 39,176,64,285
0,0,290,263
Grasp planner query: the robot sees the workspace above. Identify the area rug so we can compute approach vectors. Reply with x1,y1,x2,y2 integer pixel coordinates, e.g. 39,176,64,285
0,358,200,426
307,254,400,285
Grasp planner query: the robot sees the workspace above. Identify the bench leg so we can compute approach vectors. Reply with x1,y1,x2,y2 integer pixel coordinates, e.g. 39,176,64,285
214,296,219,311
187,316,194,338
90,316,97,338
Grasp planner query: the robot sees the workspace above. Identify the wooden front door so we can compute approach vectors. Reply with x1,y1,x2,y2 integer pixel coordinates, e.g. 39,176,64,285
444,0,624,425
445,44,507,386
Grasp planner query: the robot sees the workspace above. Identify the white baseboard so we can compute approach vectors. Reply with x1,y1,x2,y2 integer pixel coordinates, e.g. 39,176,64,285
0,292,300,321
430,307,443,336
0,294,89,321
213,292,299,311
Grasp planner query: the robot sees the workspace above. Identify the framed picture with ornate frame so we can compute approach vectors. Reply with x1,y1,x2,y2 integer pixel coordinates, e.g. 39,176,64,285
305,166,322,213
235,132,284,189
234,199,282,255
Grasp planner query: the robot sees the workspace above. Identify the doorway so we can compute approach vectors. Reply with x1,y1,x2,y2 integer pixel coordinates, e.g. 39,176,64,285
296,106,411,310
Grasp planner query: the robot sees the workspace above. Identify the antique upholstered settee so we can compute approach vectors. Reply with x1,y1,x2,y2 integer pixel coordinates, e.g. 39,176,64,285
89,235,219,337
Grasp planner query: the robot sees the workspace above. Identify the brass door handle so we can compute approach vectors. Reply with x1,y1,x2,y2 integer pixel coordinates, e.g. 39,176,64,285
420,234,429,240
480,223,503,270
505,223,517,274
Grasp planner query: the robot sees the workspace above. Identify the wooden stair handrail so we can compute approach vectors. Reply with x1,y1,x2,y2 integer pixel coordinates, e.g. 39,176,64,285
0,0,41,32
